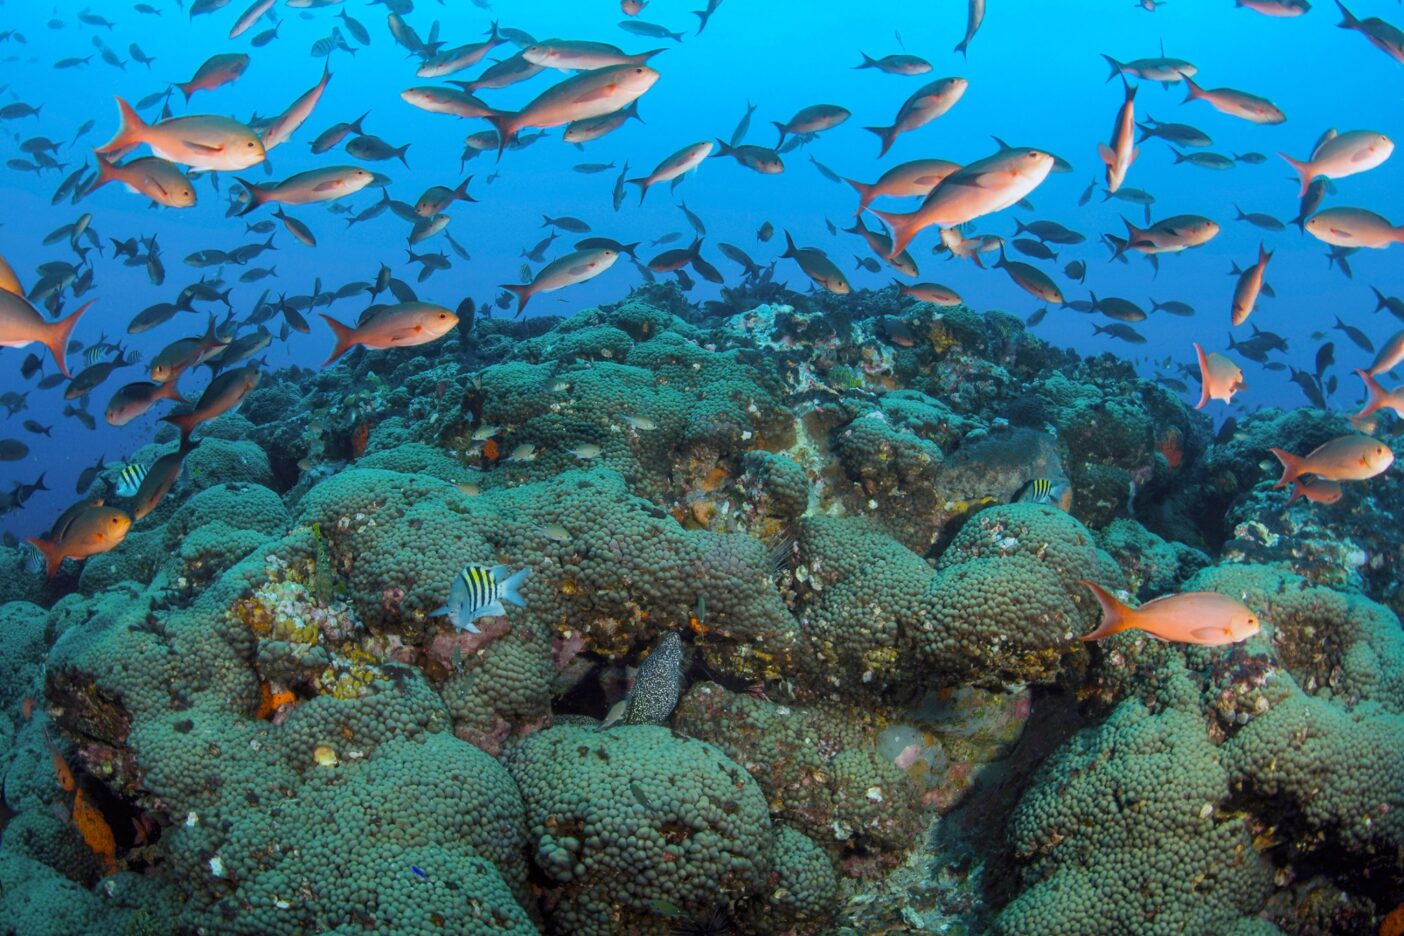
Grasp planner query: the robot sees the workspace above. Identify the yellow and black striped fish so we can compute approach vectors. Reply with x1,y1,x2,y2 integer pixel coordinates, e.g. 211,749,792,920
1016,478,1071,507
433,562,530,634
115,463,149,498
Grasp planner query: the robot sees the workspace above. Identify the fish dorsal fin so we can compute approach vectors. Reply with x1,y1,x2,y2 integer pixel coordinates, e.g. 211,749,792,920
1311,128,1337,159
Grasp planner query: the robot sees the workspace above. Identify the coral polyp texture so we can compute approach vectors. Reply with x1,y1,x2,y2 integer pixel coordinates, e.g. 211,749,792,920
2,294,1401,935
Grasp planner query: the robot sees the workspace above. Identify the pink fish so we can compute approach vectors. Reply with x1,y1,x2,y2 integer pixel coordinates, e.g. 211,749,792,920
1079,581,1260,646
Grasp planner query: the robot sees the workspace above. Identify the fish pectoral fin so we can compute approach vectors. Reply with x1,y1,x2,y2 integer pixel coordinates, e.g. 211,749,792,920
964,171,1014,189
145,176,170,198
1190,626,1230,642
572,83,620,104
430,604,449,617
1097,143,1114,166
183,140,225,154
312,180,342,191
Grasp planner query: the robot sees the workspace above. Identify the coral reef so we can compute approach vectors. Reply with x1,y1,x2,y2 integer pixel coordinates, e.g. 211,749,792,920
4,293,1401,935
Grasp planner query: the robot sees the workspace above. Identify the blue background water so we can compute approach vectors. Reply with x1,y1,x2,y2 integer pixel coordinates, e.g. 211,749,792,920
0,0,1400,540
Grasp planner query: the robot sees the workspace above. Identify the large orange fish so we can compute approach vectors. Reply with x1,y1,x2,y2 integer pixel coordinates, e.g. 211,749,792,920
1231,243,1271,326
484,65,659,159
500,248,620,315
1269,434,1394,487
870,148,1055,258
27,504,131,579
843,158,959,214
162,365,261,441
0,296,91,378
320,303,459,365
1079,580,1260,646
1194,343,1245,409
95,97,265,172
1099,77,1139,194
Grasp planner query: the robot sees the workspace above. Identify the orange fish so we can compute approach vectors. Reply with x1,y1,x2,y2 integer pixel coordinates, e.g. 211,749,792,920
1353,369,1404,420
1269,434,1395,487
1079,580,1260,645
72,788,118,875
870,148,1055,258
1194,343,1245,409
255,681,297,720
21,696,35,720
161,365,261,441
320,303,458,365
0,295,91,378
43,728,76,793
27,505,132,579
1231,243,1271,326
1099,76,1139,194
1155,426,1184,469
1287,477,1343,505
351,420,372,458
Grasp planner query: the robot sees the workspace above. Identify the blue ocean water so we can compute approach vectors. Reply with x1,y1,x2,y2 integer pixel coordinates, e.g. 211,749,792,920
0,0,1399,532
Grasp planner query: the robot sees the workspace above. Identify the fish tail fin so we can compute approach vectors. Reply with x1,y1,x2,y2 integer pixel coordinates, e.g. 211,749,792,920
1355,368,1386,417
710,137,733,159
25,536,62,580
862,124,897,158
842,176,873,213
395,144,410,168
1336,0,1359,28
1077,580,1135,641
176,81,193,103
89,152,118,194
235,177,266,215
867,207,918,258
1268,447,1304,488
854,51,876,69
1182,75,1202,102
1286,478,1308,505
625,177,650,204
483,111,518,161
47,300,92,378
1104,233,1128,258
161,378,188,405
318,313,358,366
160,410,198,441
954,37,970,57
498,566,529,607
1169,146,1186,164
96,96,146,154
1119,215,1144,247
780,229,798,259
1259,241,1272,265
771,121,788,149
453,175,474,203
1193,342,1212,409
499,283,531,317
1371,285,1387,312
1100,53,1123,82
1278,151,1312,198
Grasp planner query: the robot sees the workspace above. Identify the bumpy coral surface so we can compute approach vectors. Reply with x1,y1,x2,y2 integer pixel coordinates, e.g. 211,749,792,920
4,296,1401,936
